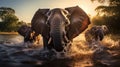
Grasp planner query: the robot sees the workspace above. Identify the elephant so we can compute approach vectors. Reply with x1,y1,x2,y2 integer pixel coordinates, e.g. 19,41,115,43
85,25,108,43
85,25,108,49
17,25,40,44
18,25,33,42
31,6,90,52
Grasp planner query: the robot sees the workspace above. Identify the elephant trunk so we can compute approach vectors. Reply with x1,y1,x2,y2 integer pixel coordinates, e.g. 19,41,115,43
51,28,64,52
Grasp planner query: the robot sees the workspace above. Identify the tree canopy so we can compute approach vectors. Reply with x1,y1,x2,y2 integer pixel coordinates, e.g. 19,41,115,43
0,7,26,32
91,0,120,34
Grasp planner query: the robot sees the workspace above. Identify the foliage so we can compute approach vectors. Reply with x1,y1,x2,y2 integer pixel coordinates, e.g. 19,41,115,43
0,7,26,32
91,0,120,34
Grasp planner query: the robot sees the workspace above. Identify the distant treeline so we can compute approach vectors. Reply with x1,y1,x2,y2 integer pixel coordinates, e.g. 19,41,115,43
0,7,30,32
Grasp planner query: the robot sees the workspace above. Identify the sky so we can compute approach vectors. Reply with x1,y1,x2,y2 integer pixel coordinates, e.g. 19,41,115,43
0,0,107,23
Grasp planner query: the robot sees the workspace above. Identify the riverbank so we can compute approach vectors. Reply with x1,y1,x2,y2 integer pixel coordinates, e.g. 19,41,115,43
0,32,18,35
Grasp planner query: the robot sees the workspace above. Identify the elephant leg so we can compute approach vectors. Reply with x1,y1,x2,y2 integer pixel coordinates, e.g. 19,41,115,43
43,37,49,50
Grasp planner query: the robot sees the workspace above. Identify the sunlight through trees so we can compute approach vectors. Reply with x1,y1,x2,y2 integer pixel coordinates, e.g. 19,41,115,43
91,0,120,34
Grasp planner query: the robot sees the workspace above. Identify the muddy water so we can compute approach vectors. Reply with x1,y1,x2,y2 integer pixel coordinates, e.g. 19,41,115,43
0,34,120,67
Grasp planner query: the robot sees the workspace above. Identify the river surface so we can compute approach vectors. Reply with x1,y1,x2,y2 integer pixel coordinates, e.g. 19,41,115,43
0,34,24,44
0,34,120,67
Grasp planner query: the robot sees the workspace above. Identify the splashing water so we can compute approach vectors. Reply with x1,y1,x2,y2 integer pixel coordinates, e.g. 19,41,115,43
0,34,120,67
102,35,120,49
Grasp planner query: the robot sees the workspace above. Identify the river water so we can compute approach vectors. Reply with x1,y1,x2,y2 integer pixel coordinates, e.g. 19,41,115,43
0,34,24,44
0,34,120,67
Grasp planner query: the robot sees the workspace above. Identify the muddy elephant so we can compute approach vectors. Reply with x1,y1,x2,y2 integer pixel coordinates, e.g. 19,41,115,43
31,6,90,52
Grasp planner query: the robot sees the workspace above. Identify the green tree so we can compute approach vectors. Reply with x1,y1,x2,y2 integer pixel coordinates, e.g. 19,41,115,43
0,7,15,20
0,7,19,32
91,0,120,34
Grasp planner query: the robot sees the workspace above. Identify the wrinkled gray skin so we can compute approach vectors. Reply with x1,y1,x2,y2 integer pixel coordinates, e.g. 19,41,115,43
31,8,70,51
46,8,70,51
31,6,90,52
17,25,34,42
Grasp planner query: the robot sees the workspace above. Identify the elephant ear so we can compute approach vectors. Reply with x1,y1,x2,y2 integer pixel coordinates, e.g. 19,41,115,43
31,9,50,35
32,9,49,25
65,6,91,40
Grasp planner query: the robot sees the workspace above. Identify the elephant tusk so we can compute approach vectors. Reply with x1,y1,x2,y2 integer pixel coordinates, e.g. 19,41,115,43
63,35,70,43
48,37,52,44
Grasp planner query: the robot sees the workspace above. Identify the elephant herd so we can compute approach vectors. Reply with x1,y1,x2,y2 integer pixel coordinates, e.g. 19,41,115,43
18,6,91,52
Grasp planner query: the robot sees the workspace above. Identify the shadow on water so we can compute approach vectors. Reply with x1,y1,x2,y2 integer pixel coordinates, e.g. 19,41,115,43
0,34,120,67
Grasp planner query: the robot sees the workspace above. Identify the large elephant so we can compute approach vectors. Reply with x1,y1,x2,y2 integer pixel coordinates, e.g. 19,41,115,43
31,6,90,52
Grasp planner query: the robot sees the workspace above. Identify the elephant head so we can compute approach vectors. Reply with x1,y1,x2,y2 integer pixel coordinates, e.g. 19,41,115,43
18,25,35,42
46,8,70,51
95,25,108,41
32,8,70,51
